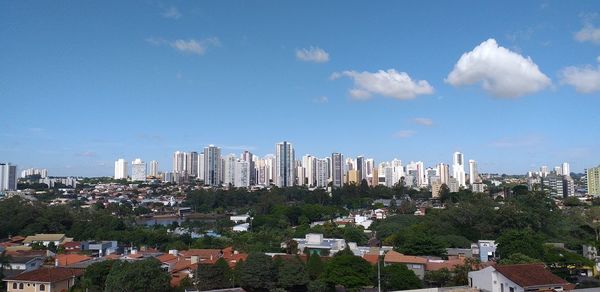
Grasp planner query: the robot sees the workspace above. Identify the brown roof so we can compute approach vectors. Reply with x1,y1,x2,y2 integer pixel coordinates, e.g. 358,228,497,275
55,254,91,267
362,254,380,265
495,264,569,287
4,267,83,283
384,251,427,265
156,254,178,263
425,258,466,271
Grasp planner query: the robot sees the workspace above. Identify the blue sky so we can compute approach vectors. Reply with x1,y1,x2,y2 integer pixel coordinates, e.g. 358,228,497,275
1,1,600,176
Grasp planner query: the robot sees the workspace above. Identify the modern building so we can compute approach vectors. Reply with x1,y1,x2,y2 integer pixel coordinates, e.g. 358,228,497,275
173,151,185,174
437,163,450,185
223,154,237,186
20,168,48,179
562,162,570,177
149,160,159,177
114,159,128,180
452,152,466,187
286,233,346,256
203,145,222,186
331,153,344,188
187,151,199,177
197,153,205,181
275,141,295,188
587,165,600,196
356,156,365,183
241,151,255,185
234,160,250,188
468,159,478,185
0,163,17,191
131,158,146,182
316,159,329,188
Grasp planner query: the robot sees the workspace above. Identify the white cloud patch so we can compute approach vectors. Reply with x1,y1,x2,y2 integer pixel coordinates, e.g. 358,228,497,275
575,24,600,44
560,57,600,93
395,130,415,139
446,38,551,98
147,37,220,56
332,69,434,100
162,6,182,19
313,96,329,104
413,117,433,126
296,47,330,63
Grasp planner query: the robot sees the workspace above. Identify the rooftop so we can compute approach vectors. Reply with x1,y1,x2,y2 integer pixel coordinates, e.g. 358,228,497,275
4,267,83,283
494,264,570,287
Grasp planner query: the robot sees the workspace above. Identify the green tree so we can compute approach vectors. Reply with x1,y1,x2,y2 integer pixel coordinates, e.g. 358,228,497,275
195,258,232,290
237,253,277,291
321,254,373,289
306,253,324,280
424,268,452,287
496,229,544,260
104,259,170,292
277,256,309,290
79,259,117,291
307,280,329,292
0,251,12,290
381,264,422,290
498,253,542,265
396,234,447,257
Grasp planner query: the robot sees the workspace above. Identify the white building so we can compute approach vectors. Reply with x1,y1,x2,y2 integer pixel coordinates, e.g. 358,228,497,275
204,145,222,186
562,162,570,177
173,151,185,174
469,264,570,292
286,233,346,256
131,158,146,182
316,158,329,188
223,154,237,186
469,159,478,185
197,153,205,181
275,141,295,187
452,152,466,188
0,163,17,191
437,163,450,185
149,160,159,177
114,159,128,180
234,160,250,188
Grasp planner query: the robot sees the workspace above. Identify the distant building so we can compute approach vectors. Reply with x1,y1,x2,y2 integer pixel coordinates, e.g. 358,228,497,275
448,177,460,193
316,159,329,188
173,151,185,174
114,159,127,180
452,152,466,187
131,158,146,182
431,181,443,198
275,141,295,188
587,165,600,196
0,163,17,191
437,163,450,185
468,159,478,185
204,145,222,186
331,153,344,188
149,160,159,177
544,174,564,197
20,168,48,179
287,233,346,256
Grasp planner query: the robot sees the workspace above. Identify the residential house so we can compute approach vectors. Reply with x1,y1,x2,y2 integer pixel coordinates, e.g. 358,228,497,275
383,250,427,279
3,267,83,292
477,240,497,263
54,254,92,267
22,234,73,247
285,233,346,256
468,264,573,292
81,241,118,257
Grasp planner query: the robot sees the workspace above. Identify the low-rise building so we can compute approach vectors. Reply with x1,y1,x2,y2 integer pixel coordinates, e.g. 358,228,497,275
22,234,73,247
286,233,346,256
3,267,83,292
383,250,427,279
468,264,572,292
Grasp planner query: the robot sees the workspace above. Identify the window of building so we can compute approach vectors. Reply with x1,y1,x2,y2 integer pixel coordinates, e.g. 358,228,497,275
19,283,24,289
510,287,515,292
40,284,46,291
501,283,504,292
12,283,17,289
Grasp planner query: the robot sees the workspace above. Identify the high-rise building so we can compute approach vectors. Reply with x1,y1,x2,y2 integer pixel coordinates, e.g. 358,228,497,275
587,165,600,196
173,151,185,174
198,153,205,181
302,155,317,187
150,160,159,177
223,154,237,186
316,158,329,188
241,151,255,185
356,156,365,183
187,151,199,177
331,153,344,188
234,160,250,187
275,141,295,187
114,159,128,180
468,159,479,185
131,158,147,182
452,152,466,188
562,162,570,177
20,168,48,179
204,145,222,186
540,166,549,178
437,163,450,185
0,163,17,191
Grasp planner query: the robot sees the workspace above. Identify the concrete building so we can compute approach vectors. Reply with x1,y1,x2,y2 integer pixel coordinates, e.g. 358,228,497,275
131,158,146,182
452,152,466,187
275,141,295,188
149,160,159,177
113,159,127,180
186,151,199,177
0,163,17,191
234,160,250,188
587,165,600,196
172,151,185,174
437,163,450,185
331,153,344,188
448,177,460,193
286,233,346,256
316,158,329,188
468,159,478,185
223,154,237,186
204,145,222,186
197,153,205,182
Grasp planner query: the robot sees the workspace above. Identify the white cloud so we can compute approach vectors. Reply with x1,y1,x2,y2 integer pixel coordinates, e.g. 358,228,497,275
575,24,600,44
313,96,329,104
296,47,330,63
395,130,415,139
332,69,434,100
446,38,551,98
413,117,433,126
162,6,182,19
560,57,600,93
147,37,220,56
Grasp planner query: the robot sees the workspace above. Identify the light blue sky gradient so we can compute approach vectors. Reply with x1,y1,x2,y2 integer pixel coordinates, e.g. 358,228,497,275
1,1,599,176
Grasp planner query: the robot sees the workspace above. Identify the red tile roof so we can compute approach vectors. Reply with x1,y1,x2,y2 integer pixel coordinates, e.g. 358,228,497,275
362,254,380,265
495,264,570,287
425,258,466,271
384,251,427,265
4,267,83,283
55,254,91,267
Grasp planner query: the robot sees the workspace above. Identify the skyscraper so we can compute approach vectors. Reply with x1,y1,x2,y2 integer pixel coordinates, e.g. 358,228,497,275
198,153,205,181
276,141,295,187
468,159,479,185
187,151,199,177
150,160,159,177
587,165,600,196
0,163,17,191
437,163,449,185
223,154,237,186
356,156,365,183
173,151,185,174
452,152,466,187
131,158,147,182
241,151,256,185
303,155,317,187
316,158,329,188
331,153,344,188
204,145,222,186
114,159,128,180
562,162,570,177
234,160,250,188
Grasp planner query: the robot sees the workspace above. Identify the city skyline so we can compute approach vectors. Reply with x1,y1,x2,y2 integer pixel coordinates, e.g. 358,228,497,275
2,1,600,176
